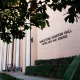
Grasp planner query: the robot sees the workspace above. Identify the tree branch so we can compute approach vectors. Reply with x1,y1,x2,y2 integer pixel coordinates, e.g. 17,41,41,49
0,6,19,10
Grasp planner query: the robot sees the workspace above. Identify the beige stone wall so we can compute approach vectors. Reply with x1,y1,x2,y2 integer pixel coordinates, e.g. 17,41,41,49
37,7,80,59
31,27,38,65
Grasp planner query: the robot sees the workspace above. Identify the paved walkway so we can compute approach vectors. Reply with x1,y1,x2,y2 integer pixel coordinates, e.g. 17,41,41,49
5,72,53,80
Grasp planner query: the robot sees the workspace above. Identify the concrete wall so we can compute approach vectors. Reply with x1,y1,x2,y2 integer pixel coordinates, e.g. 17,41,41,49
37,7,80,59
31,27,38,65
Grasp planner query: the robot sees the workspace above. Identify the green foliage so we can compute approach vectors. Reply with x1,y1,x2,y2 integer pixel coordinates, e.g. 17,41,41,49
25,64,69,79
0,73,20,80
35,56,76,65
26,56,80,80
73,64,80,80
0,0,80,43
63,55,80,80
0,0,18,7
48,0,80,23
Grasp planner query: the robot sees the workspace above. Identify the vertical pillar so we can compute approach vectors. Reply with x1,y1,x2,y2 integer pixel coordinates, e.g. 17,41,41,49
0,41,3,71
3,43,7,70
25,0,31,68
9,43,12,65
6,44,9,65
15,39,19,67
22,38,26,72
13,39,16,66
26,20,31,66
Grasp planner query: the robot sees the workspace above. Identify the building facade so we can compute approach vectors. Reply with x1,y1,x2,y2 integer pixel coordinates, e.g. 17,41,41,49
0,6,80,72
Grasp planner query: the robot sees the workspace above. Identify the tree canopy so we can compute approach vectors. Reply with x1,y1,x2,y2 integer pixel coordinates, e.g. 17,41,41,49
0,0,80,43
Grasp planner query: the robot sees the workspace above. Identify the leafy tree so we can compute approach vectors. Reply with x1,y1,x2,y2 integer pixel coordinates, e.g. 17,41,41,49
0,0,80,43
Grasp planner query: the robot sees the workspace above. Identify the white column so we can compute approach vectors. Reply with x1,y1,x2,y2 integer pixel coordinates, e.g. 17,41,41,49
0,41,3,71
26,20,31,66
25,0,31,67
8,43,12,64
15,39,19,67
6,44,9,65
22,38,26,72
3,43,7,70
